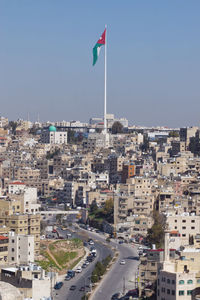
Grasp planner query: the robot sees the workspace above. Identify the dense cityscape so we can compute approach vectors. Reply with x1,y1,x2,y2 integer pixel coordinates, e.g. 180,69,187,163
0,115,199,299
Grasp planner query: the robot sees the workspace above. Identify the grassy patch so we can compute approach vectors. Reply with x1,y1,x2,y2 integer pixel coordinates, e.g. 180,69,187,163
53,250,77,266
69,251,85,270
71,238,83,248
36,250,61,271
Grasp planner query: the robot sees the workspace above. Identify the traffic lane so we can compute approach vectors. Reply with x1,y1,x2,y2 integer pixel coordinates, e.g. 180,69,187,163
54,230,113,300
54,251,98,300
64,242,113,300
55,243,112,300
92,244,139,300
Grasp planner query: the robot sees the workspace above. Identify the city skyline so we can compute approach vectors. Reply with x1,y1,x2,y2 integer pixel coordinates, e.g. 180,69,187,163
1,1,200,127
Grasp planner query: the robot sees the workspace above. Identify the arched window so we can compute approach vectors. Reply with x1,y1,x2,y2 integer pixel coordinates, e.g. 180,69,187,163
187,280,193,284
179,280,184,284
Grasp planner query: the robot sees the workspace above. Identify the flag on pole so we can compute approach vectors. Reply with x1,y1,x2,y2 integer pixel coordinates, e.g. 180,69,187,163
93,28,106,66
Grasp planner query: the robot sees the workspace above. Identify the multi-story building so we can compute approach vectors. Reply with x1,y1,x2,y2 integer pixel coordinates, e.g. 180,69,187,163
0,235,8,265
0,214,40,256
8,232,34,264
41,125,67,144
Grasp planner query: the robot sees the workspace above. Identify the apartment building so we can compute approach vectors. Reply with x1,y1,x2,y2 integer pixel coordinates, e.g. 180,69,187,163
0,235,8,265
166,213,200,246
8,232,34,264
0,214,40,256
139,248,176,298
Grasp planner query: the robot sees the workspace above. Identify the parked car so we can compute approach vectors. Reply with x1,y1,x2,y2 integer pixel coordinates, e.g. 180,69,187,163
111,292,121,299
65,275,71,281
88,239,94,245
70,285,76,291
126,288,139,297
76,266,82,273
120,260,126,265
67,270,75,278
79,286,85,291
54,282,63,290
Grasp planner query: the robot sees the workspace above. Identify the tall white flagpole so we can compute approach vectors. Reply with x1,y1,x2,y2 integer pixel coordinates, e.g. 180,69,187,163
104,24,107,135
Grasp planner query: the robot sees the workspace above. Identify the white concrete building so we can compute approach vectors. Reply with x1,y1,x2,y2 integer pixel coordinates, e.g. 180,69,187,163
8,232,34,264
41,125,67,144
166,213,200,246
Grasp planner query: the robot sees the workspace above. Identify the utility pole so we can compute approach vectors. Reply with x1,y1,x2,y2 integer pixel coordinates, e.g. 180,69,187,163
50,265,53,300
123,277,126,295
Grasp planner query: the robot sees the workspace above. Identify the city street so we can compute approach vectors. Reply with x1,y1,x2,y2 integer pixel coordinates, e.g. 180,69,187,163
53,225,139,300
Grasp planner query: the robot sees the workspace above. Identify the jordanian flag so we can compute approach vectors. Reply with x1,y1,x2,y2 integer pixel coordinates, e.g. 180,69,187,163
93,28,106,66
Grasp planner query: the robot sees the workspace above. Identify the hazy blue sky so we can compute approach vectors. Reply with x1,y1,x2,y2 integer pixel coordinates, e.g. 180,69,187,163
1,1,200,127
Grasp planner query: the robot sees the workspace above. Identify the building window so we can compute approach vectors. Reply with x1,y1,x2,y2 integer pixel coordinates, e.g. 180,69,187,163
172,280,175,284
11,248,14,252
179,280,184,284
182,227,186,229
187,290,192,295
172,290,175,295
197,279,200,283
191,227,195,229
151,272,156,276
167,289,170,294
187,280,193,284
179,290,184,296
12,240,14,243
182,220,186,223
191,220,195,223
11,257,14,261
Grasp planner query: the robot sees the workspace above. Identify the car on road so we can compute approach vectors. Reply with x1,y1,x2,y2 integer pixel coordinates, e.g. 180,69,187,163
126,288,139,297
118,240,124,244
82,263,87,268
85,260,90,265
120,260,126,265
87,255,94,262
76,266,82,273
111,292,121,299
79,286,85,292
54,282,63,290
70,285,76,291
65,275,71,281
67,270,75,278
88,239,94,245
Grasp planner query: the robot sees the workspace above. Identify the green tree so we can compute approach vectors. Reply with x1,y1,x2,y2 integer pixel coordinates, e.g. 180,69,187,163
9,121,18,135
56,214,62,225
104,199,114,215
169,130,179,138
90,200,98,215
146,211,166,248
111,121,123,134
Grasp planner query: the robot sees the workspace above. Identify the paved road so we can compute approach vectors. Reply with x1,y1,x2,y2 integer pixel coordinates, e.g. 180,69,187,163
71,227,140,300
91,242,139,300
53,227,113,300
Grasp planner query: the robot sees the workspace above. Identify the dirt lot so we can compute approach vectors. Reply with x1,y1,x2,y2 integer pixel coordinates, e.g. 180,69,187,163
37,238,84,274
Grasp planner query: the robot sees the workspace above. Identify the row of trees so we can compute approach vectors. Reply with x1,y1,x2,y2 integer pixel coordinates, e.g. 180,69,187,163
91,255,112,283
